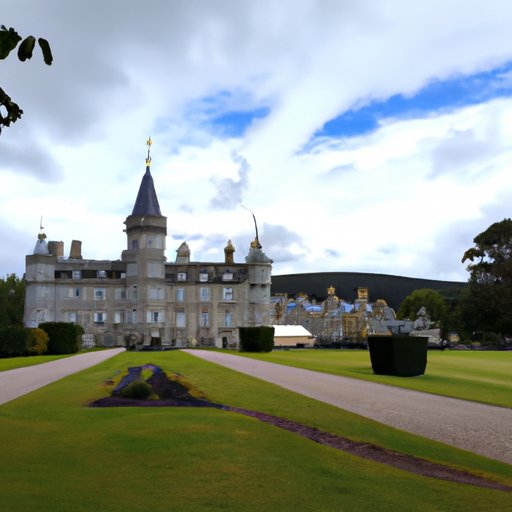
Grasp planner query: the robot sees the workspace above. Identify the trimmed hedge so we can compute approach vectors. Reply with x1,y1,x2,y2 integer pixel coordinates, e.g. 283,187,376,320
367,335,428,377
239,326,275,352
39,322,84,355
0,327,51,358
0,326,28,357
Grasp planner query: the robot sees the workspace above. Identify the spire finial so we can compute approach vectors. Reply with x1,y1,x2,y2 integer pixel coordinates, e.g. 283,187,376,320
146,136,152,166
38,216,47,241
241,205,261,249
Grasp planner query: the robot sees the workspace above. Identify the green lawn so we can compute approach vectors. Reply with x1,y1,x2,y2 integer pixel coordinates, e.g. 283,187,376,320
0,354,72,372
235,349,512,408
0,350,510,512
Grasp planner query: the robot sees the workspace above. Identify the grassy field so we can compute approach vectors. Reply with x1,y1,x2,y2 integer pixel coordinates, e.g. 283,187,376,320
0,354,73,372
235,349,512,408
0,350,510,512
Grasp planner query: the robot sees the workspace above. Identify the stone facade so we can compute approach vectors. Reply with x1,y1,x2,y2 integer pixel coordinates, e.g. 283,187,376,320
24,153,272,349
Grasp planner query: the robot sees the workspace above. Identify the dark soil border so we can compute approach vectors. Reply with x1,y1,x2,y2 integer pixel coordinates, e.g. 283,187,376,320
223,406,511,492
90,396,510,492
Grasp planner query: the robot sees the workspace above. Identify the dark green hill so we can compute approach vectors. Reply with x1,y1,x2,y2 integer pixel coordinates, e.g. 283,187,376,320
271,272,466,310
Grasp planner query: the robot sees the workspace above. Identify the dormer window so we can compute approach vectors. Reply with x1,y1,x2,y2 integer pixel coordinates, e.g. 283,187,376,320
222,270,233,281
177,272,187,282
97,270,107,278
72,270,81,280
199,271,208,282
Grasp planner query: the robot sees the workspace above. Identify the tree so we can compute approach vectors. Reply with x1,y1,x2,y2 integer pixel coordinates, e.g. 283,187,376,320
397,288,448,327
461,218,512,338
0,274,26,328
0,26,53,133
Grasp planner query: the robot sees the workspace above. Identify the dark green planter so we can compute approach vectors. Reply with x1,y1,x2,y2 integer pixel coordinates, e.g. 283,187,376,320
367,336,428,377
239,326,275,352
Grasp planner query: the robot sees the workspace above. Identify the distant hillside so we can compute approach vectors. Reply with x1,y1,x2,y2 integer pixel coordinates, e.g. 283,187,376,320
271,272,466,310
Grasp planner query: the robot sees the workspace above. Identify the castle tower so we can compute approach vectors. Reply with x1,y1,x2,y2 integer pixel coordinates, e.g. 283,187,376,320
244,211,273,326
121,138,167,345
24,224,57,327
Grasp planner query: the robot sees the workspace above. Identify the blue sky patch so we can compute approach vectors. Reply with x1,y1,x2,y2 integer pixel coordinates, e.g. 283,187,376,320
186,90,270,137
210,107,269,136
316,62,512,139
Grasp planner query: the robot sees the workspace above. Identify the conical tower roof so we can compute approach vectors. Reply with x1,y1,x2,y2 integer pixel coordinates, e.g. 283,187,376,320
131,137,162,216
131,166,161,216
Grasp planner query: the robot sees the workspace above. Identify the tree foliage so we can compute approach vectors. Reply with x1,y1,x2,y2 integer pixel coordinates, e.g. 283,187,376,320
0,26,53,133
461,218,512,337
397,288,448,325
0,274,25,328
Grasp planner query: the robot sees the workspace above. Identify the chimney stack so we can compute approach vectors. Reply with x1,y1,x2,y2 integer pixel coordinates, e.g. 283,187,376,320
224,239,235,264
69,240,82,259
48,241,64,257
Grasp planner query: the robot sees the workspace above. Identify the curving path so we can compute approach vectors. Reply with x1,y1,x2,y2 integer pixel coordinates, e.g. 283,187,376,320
0,348,125,405
184,350,512,465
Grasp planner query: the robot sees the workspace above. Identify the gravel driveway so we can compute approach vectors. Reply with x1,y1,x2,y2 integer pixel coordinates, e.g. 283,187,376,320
184,350,512,465
0,348,125,405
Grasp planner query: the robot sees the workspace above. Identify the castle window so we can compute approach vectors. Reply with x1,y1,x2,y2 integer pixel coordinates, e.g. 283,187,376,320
94,288,105,300
115,288,126,300
199,271,208,282
176,310,186,328
72,270,81,280
131,239,138,249
67,312,77,323
146,311,162,323
224,310,233,327
200,307,209,327
223,287,233,300
177,272,187,282
176,288,184,302
222,271,233,281
199,287,210,301
149,287,164,300
114,311,124,324
68,287,81,298
94,311,105,323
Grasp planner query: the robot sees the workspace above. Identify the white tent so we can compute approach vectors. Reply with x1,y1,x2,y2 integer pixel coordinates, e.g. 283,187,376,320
272,325,315,347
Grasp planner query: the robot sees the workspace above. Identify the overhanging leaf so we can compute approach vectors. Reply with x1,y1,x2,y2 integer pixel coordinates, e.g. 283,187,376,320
17,35,36,62
38,38,53,65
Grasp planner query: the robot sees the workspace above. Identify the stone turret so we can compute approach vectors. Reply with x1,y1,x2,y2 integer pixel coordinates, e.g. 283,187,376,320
245,237,272,326
121,138,167,345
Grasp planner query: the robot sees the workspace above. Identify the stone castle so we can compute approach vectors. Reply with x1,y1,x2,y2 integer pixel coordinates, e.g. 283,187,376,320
23,141,272,348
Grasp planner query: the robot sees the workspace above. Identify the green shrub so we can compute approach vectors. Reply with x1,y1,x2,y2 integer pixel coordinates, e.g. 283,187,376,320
26,328,49,355
39,322,83,354
239,326,275,352
0,326,28,357
120,379,154,400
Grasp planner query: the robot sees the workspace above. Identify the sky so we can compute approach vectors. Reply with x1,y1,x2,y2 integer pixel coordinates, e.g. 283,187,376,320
2,0,512,283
